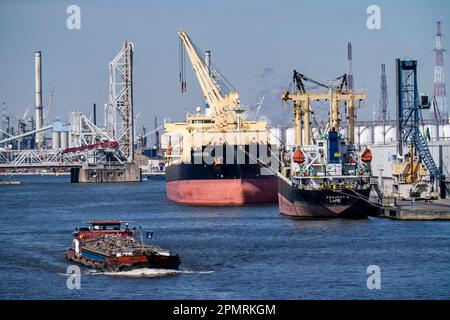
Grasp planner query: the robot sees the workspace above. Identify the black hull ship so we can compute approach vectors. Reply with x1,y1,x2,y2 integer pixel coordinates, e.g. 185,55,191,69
278,176,374,218
278,70,376,218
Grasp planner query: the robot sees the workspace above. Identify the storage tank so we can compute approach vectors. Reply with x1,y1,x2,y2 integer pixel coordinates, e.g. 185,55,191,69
420,125,437,141
285,127,295,149
384,126,397,143
60,131,69,150
52,131,61,149
269,127,282,146
374,125,387,144
442,124,450,140
357,126,373,145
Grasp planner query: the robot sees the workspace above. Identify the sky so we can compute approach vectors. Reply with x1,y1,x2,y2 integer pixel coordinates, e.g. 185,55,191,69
1,0,449,138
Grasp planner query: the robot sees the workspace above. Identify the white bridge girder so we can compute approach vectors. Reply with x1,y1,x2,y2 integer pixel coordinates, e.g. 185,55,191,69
0,149,79,168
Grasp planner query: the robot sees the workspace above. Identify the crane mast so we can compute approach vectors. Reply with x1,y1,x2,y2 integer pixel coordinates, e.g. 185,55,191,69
178,30,240,127
282,71,365,145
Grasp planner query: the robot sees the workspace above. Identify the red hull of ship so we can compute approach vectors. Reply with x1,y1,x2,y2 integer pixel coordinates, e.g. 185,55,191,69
166,178,278,205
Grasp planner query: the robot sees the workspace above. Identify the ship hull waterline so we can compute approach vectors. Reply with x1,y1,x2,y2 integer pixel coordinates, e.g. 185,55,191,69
277,176,376,218
167,177,278,206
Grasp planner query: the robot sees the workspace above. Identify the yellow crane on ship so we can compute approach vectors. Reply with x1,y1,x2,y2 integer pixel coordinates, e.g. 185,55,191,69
178,30,243,130
164,30,269,164
281,70,365,145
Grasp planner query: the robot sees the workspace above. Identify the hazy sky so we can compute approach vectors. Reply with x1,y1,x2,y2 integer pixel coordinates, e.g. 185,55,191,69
1,0,449,133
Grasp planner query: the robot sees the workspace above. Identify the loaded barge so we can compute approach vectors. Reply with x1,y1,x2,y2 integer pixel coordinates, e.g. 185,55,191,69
66,220,180,271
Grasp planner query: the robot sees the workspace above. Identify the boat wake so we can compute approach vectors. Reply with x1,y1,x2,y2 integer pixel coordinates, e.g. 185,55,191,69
86,268,214,278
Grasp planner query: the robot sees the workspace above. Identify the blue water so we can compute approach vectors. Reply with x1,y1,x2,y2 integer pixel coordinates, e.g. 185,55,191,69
1,176,450,299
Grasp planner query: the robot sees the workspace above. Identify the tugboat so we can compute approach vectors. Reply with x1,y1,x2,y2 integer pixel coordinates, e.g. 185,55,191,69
277,70,376,218
66,220,181,271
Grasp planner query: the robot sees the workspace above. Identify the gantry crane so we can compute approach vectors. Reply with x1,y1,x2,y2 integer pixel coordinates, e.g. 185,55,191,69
281,70,365,146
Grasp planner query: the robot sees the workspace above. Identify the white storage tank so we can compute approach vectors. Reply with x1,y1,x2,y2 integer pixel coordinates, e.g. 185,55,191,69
374,125,386,144
60,131,69,150
357,126,373,145
269,127,283,146
52,131,61,149
285,127,295,149
442,124,450,140
384,126,397,143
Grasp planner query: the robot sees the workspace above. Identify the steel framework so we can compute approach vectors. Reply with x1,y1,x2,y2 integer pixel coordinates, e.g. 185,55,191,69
108,41,134,161
396,59,440,180
0,149,79,168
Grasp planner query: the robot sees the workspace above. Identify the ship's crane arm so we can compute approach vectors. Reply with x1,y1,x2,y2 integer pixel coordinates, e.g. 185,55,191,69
178,30,240,119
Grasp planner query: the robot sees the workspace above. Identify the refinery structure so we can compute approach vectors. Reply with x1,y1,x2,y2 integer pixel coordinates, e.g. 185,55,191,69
0,42,163,181
1,21,450,204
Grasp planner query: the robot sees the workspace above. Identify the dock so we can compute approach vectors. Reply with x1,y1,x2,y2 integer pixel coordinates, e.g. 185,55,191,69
379,199,450,220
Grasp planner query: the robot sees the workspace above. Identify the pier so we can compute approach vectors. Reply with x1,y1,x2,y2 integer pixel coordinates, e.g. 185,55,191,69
378,199,450,220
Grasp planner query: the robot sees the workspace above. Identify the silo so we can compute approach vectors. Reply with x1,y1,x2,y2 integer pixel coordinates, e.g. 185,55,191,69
269,127,282,146
442,124,450,139
427,125,438,141
60,131,69,150
52,131,61,149
285,127,295,149
385,126,397,143
373,126,383,144
358,126,373,145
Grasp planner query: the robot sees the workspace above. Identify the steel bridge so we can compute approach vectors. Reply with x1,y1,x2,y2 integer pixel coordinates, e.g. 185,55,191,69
0,149,80,169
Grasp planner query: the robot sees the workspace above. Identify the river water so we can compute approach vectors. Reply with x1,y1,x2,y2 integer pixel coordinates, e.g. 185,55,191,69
1,176,449,299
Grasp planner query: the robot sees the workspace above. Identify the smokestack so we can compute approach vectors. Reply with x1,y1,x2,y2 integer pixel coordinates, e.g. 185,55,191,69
432,21,448,120
379,64,389,122
347,42,354,91
93,103,97,126
205,51,211,75
154,115,159,149
34,51,43,148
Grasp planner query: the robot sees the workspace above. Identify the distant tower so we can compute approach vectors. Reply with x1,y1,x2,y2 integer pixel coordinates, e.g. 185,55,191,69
432,21,448,120
378,64,389,122
347,42,354,91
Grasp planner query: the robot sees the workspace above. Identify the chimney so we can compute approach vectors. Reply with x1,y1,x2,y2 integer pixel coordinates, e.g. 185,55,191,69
93,103,97,126
35,51,44,148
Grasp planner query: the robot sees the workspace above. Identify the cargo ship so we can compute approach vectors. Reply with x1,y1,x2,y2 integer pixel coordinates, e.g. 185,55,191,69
277,71,376,218
66,220,180,271
163,30,277,205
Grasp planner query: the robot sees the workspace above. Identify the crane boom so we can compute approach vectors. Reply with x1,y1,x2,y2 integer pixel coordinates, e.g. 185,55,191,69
178,30,240,122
